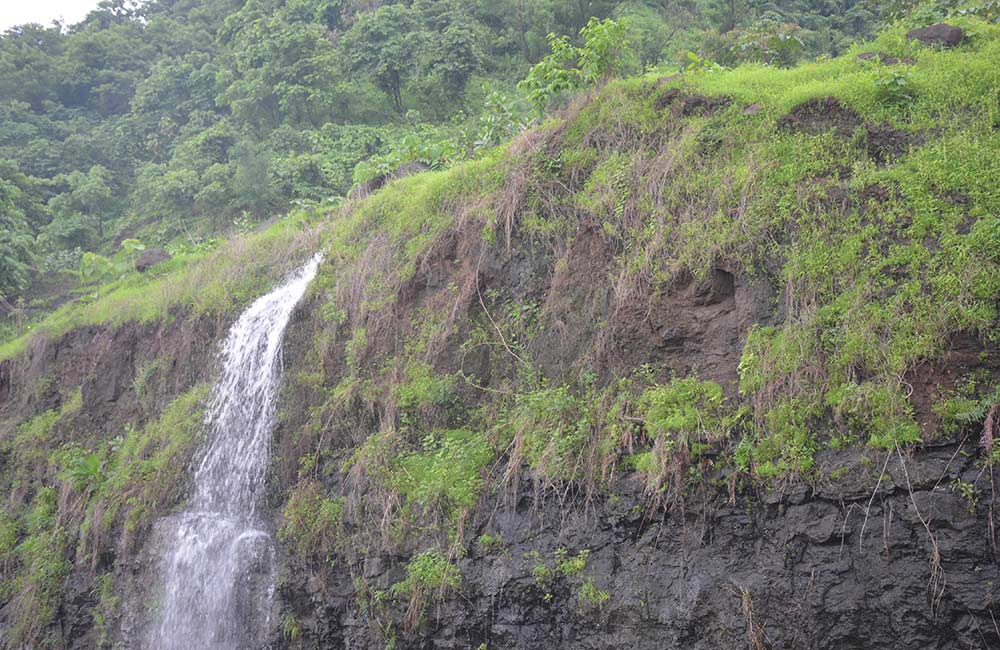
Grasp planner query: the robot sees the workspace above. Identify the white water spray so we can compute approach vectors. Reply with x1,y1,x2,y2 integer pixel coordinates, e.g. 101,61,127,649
152,255,321,649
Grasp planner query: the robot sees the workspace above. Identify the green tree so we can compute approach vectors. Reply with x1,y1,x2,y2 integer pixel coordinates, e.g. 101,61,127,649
0,179,33,296
43,166,116,248
428,11,485,100
341,4,422,113
229,139,280,218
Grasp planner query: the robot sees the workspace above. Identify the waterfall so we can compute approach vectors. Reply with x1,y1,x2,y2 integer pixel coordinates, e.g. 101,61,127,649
151,254,322,650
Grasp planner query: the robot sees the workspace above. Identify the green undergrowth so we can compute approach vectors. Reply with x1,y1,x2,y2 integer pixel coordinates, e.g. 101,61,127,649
526,547,610,611
80,384,210,558
5,15,1000,646
0,383,209,648
279,479,346,566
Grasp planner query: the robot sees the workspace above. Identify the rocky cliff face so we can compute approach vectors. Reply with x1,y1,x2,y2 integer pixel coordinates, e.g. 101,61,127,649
279,442,998,650
263,219,998,649
2,304,995,650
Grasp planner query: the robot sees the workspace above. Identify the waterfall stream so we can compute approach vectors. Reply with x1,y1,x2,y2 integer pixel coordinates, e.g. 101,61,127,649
151,254,321,649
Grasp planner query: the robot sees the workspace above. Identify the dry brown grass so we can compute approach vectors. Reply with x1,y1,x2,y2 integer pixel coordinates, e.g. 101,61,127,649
739,586,768,650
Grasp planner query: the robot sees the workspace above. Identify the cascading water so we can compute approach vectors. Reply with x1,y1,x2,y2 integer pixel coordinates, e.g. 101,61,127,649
151,254,322,650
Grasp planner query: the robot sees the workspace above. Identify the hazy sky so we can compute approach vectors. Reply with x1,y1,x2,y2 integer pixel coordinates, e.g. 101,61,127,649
0,0,102,31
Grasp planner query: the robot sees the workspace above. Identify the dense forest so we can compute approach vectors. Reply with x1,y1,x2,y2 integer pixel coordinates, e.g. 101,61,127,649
0,0,886,328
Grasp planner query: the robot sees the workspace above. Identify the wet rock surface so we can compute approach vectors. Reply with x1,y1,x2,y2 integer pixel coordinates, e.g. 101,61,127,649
0,315,221,435
277,441,999,649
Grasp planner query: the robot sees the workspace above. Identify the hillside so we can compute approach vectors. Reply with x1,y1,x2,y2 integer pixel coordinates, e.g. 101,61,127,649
0,0,884,342
0,5,999,650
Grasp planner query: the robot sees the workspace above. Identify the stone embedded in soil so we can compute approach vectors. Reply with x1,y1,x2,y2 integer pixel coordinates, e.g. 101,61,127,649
136,248,172,272
778,96,861,138
906,23,964,47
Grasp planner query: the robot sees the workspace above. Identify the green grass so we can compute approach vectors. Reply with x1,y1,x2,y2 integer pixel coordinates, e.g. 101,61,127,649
0,211,326,361
0,488,71,648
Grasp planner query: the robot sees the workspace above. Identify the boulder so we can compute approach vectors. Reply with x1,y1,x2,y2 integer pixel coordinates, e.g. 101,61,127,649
135,248,172,272
906,23,964,47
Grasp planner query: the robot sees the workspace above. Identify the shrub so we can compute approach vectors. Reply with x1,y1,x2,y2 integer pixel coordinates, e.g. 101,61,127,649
577,576,611,611
871,66,914,105
279,480,345,564
390,549,461,632
826,381,922,450
632,378,728,501
391,429,492,519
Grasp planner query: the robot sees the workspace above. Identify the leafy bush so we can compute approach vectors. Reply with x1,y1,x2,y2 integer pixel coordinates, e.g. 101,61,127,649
826,381,922,450
730,15,804,67
79,239,147,285
577,576,611,610
62,451,104,493
390,550,461,599
502,384,594,481
391,429,492,518
519,18,635,114
393,362,457,431
390,548,461,631
871,66,914,105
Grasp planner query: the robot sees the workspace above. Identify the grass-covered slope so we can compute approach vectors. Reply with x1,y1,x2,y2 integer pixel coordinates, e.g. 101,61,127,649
291,14,1000,500
0,212,327,360
1,16,999,649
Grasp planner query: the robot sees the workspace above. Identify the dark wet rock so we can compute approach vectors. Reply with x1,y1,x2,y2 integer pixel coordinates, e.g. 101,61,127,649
0,313,221,438
135,247,171,272
63,571,101,650
0,358,9,407
907,24,964,47
274,440,1000,650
